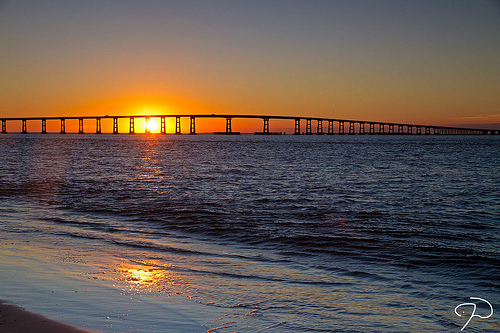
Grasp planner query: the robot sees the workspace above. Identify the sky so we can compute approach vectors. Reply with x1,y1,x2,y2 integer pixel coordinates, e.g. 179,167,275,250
0,0,499,132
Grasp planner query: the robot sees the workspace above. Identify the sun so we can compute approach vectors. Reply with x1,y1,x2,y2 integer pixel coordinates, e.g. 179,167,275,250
145,118,159,133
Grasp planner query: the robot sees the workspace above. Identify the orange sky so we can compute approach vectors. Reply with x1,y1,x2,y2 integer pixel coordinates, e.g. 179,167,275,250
1,1,499,131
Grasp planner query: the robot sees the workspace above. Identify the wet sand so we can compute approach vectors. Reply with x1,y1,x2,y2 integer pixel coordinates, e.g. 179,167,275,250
0,301,93,333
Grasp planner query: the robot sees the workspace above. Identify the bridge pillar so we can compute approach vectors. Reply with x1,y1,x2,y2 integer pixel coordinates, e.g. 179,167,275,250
305,119,312,135
60,119,66,134
263,118,270,134
294,119,301,135
338,121,345,134
359,122,365,135
78,118,84,134
316,120,323,135
369,123,375,134
190,116,196,135
1,119,6,133
379,124,385,134
425,127,430,135
348,122,355,134
129,117,135,134
175,116,181,134
22,119,27,134
398,125,403,134
327,120,334,135
161,117,166,134
226,118,232,133
112,117,118,134
407,126,412,135
145,117,151,134
389,124,394,134
41,119,47,134
96,118,101,134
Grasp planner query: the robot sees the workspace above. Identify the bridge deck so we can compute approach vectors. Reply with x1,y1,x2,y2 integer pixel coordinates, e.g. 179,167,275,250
1,114,498,135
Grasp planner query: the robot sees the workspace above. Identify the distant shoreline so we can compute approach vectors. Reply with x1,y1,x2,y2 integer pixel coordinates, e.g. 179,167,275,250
0,301,92,333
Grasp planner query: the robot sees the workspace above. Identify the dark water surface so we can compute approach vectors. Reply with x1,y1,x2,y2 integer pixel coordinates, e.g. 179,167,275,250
1,134,499,332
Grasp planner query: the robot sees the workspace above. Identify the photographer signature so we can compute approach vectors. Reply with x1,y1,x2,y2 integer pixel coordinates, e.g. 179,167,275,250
455,297,493,331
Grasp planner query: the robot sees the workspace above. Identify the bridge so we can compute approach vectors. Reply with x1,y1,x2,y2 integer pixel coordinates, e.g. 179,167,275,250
1,114,499,135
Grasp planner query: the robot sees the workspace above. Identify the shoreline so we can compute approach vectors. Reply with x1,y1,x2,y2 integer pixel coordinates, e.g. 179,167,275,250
0,301,93,333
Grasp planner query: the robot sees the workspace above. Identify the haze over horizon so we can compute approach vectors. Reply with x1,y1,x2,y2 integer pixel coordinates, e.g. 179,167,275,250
1,0,499,129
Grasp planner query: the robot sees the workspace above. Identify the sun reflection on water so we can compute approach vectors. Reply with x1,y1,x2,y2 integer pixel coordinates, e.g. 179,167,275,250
116,261,177,294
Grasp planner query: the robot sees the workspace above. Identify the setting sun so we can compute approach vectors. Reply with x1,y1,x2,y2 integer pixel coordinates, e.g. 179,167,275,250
145,118,159,133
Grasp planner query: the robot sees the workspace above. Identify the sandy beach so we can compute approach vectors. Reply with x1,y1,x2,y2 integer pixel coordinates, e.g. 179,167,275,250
0,301,92,333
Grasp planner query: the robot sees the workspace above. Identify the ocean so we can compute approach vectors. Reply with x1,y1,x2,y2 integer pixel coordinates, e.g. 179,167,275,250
0,133,499,332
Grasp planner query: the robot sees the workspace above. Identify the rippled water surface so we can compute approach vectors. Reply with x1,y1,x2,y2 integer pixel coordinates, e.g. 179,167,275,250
1,134,499,332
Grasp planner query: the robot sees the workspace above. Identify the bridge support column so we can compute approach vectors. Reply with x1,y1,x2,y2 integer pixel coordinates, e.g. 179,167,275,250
226,118,232,134
129,117,135,134
348,122,355,134
338,121,345,134
1,119,6,133
112,117,118,134
389,124,394,134
379,124,385,134
305,119,312,135
359,122,365,134
327,120,334,135
175,116,181,134
190,116,196,135
78,118,84,134
96,118,101,134
294,119,301,135
398,125,403,134
263,118,270,134
369,123,375,134
60,119,66,134
316,120,323,135
22,119,27,134
145,117,150,134
144,117,151,134
41,119,47,134
408,126,413,135
161,117,166,134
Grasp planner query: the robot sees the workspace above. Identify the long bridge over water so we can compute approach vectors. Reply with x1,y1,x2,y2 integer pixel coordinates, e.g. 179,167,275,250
1,114,499,135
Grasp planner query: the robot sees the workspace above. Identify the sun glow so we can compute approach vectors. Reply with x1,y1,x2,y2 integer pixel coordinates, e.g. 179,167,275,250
145,118,160,133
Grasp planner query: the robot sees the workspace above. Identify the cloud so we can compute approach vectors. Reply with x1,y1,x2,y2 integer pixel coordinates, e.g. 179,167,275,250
454,114,500,123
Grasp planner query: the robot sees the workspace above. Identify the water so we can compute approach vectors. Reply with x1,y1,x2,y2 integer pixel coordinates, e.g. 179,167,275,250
0,134,499,332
